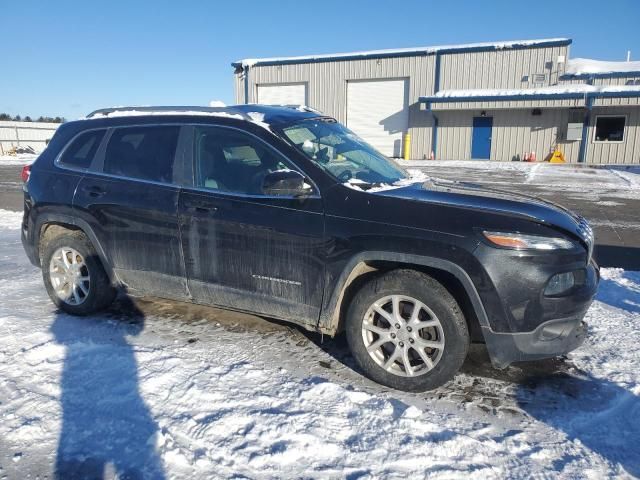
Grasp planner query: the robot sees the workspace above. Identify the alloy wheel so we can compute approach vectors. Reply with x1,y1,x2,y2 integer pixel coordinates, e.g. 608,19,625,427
361,295,445,377
49,247,91,306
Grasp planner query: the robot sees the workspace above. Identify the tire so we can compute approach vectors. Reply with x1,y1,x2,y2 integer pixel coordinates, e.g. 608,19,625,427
345,269,469,391
41,231,116,315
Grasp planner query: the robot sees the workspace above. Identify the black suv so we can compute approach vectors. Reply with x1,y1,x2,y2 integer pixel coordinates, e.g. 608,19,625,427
21,105,598,391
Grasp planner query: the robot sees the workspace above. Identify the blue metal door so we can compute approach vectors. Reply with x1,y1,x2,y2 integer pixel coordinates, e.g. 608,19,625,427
471,116,493,159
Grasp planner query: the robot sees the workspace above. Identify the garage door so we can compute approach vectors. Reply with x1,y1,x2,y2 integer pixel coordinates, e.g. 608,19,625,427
347,79,409,157
257,83,307,106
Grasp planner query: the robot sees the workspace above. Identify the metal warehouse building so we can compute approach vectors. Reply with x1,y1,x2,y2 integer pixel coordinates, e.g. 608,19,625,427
232,38,640,164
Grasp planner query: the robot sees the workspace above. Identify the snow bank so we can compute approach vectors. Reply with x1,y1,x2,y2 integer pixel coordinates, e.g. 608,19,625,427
0,209,23,227
566,58,640,76
0,154,38,166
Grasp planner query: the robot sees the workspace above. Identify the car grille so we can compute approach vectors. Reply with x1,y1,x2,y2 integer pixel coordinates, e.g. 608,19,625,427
577,217,595,263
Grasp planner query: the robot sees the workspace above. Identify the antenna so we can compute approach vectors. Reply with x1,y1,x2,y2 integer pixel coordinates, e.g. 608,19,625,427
627,50,632,62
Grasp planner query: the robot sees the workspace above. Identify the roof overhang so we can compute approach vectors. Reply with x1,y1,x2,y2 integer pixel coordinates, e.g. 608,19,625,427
420,88,640,110
560,71,640,80
232,38,571,69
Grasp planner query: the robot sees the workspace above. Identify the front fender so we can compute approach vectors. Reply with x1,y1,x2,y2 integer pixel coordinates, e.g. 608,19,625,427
317,251,490,335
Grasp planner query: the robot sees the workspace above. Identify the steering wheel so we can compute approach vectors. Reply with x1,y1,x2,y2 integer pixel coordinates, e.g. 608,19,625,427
337,170,353,182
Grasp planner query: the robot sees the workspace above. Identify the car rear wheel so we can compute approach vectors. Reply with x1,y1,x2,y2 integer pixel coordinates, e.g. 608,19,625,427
42,231,116,315
346,269,469,391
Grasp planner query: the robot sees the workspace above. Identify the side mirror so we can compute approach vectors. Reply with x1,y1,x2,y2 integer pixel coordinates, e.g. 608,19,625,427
262,170,313,197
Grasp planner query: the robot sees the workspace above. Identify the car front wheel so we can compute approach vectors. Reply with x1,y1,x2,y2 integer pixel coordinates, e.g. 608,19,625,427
346,269,469,391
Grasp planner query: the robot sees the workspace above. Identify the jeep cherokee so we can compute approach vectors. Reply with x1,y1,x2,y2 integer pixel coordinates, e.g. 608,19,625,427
21,105,599,391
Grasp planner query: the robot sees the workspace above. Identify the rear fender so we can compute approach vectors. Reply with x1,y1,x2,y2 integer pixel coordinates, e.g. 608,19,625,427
33,212,117,284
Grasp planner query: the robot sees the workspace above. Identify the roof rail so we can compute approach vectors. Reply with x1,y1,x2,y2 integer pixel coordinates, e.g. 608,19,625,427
85,105,252,120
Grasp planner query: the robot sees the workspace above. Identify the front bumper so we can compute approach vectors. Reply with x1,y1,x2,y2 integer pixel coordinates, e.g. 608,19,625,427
481,260,598,368
482,317,587,369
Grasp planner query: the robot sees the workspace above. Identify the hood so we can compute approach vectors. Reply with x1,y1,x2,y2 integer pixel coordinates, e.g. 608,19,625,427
373,177,585,239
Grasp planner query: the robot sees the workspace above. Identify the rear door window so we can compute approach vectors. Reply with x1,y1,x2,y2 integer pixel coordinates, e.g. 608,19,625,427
104,126,180,183
59,129,106,169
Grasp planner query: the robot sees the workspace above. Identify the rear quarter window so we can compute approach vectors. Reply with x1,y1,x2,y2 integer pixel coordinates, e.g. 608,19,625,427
58,129,106,169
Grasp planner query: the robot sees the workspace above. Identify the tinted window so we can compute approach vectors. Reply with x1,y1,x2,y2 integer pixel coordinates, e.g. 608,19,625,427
59,130,106,168
104,126,180,183
194,127,293,195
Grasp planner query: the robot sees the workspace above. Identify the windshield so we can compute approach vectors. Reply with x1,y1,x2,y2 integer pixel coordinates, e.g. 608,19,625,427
279,119,408,186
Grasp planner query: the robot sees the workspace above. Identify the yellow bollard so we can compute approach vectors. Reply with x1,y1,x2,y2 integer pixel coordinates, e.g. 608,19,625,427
403,133,411,160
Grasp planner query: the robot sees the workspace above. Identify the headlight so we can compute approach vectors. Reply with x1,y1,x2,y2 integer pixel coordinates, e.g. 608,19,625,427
483,231,575,250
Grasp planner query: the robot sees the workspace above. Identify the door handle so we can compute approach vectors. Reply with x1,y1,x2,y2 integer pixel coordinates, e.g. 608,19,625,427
82,185,107,198
187,203,218,214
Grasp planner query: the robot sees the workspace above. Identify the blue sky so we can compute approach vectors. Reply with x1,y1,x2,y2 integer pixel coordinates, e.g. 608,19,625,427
3,0,639,120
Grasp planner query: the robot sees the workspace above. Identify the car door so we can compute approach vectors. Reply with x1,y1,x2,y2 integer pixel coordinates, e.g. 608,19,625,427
178,125,326,327
73,124,189,299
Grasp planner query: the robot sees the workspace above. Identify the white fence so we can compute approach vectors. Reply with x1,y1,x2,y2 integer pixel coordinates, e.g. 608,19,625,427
0,120,60,154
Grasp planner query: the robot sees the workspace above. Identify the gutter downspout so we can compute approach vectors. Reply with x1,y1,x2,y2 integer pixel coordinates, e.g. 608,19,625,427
244,65,250,104
430,52,441,159
577,77,594,163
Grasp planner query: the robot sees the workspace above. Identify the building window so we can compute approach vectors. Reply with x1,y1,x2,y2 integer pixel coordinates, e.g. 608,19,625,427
593,116,626,143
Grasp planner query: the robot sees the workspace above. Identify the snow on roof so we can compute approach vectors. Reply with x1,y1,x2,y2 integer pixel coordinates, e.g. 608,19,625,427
234,38,571,68
565,58,640,77
432,84,594,98
85,108,245,121
422,84,640,102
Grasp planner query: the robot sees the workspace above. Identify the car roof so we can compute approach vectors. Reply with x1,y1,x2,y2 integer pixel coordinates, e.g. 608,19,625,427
83,104,324,127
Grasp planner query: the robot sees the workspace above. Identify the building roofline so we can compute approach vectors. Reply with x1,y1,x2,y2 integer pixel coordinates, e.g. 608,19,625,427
232,38,572,69
560,71,640,80
419,92,587,104
419,88,640,107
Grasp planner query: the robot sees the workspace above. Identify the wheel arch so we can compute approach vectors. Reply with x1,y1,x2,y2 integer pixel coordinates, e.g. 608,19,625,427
319,252,490,340
34,213,117,284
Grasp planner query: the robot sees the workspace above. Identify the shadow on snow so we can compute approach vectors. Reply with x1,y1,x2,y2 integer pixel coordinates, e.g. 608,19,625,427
52,296,165,480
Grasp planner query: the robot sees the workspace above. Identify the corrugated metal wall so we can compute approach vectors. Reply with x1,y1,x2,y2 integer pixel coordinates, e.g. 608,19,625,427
236,55,437,159
436,109,582,162
439,46,569,90
586,107,640,164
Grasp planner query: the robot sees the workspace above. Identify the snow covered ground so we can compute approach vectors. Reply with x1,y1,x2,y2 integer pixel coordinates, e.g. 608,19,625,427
0,154,38,166
0,210,639,479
